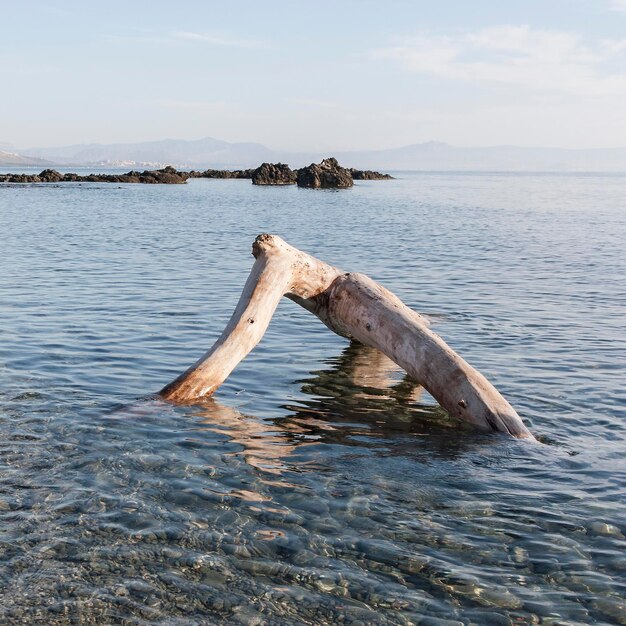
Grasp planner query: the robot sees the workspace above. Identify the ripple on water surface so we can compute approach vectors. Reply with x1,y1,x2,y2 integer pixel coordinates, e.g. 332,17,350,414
1,173,625,624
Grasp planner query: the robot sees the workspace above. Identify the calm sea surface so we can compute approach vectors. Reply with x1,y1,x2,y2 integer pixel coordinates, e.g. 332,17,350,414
1,172,625,625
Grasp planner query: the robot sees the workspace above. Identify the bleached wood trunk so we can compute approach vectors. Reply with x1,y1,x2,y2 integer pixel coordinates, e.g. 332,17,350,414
160,234,534,439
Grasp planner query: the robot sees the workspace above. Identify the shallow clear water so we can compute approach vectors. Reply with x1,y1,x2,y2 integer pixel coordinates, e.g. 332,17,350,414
1,173,625,625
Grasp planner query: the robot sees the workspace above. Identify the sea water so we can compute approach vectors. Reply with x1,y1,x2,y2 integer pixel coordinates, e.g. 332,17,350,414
1,172,625,624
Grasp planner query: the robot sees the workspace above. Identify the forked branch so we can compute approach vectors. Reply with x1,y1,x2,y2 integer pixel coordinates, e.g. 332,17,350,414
160,234,534,439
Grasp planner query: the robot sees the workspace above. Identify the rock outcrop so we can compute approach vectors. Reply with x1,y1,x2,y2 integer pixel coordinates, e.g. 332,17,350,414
251,163,296,185
296,157,353,189
0,166,189,184
122,166,189,184
1,160,392,187
38,169,64,183
349,168,394,180
187,169,253,179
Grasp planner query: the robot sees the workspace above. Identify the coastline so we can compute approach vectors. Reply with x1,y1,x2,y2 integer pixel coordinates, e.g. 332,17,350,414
0,159,393,187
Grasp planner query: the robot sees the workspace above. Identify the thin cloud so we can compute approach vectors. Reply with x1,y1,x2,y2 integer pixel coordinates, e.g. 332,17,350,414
155,99,230,111
173,30,269,49
373,25,626,97
103,31,270,49
609,0,626,12
290,98,342,109
103,33,174,45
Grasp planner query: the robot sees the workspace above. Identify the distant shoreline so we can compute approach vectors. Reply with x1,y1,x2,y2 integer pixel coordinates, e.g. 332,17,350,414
5,137,626,173
3,168,626,182
0,159,393,188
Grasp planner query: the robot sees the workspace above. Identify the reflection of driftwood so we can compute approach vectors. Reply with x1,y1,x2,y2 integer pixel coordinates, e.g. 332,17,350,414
192,345,433,474
297,342,425,406
348,343,419,395
193,400,301,475
161,234,534,439
281,343,444,437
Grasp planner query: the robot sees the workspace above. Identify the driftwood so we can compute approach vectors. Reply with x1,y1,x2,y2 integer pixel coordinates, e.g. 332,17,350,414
161,234,534,439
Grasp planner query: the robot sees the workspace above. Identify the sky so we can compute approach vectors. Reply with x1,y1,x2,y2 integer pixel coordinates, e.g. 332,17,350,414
2,0,626,151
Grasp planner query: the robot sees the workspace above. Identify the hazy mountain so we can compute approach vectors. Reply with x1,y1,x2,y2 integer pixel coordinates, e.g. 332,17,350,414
10,137,626,171
333,142,626,172
0,149,50,166
22,137,279,169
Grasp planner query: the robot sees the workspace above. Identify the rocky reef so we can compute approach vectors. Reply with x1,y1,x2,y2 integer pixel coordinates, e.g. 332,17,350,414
1,159,393,187
296,158,354,189
186,168,253,179
349,168,394,180
0,166,189,184
251,163,297,185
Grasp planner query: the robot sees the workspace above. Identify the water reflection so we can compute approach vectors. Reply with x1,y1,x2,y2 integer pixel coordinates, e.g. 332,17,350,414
190,343,479,476
191,399,308,475
283,341,445,433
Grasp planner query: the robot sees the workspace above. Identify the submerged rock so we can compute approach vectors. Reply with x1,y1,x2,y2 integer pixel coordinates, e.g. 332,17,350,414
251,162,296,185
296,157,353,189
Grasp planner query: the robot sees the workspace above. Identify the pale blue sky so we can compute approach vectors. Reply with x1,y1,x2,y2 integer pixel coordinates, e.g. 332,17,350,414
2,0,626,150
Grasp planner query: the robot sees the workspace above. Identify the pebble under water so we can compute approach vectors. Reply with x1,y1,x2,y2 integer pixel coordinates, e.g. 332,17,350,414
1,172,625,624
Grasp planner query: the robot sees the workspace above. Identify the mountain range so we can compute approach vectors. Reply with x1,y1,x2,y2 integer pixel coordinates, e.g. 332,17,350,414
0,148,50,167
2,137,626,172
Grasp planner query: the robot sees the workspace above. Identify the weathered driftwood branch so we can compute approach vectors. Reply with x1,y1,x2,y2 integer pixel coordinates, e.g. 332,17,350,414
160,234,534,439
